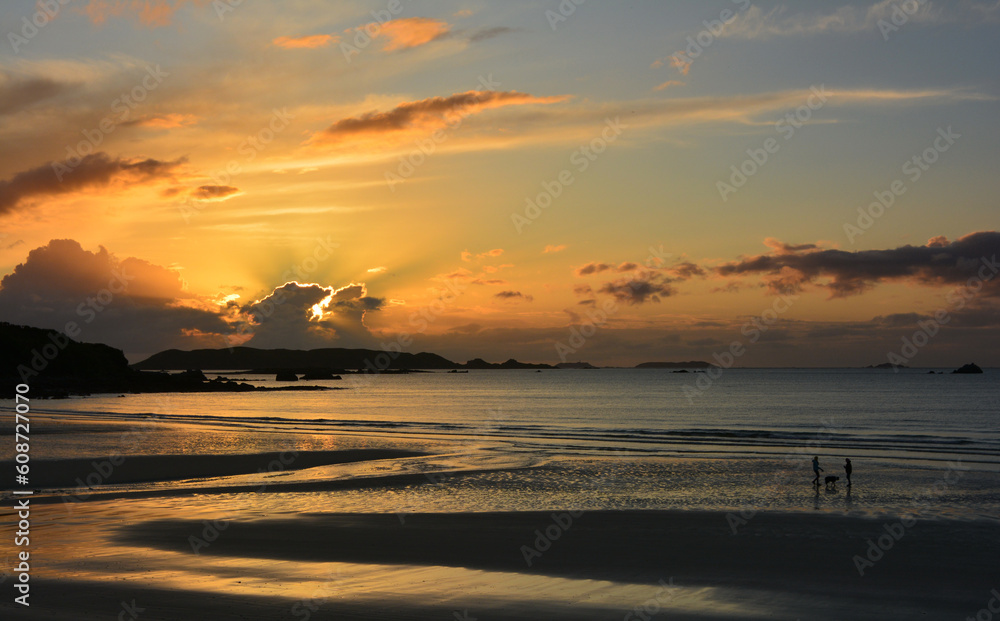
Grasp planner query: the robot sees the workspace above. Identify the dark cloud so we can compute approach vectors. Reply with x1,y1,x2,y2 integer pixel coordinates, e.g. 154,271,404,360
239,282,384,350
716,232,1000,297
0,74,74,116
472,278,507,286
576,262,614,276
494,290,533,302
0,240,229,357
0,152,185,215
316,90,565,143
192,185,241,200
763,238,820,254
467,26,515,42
598,273,675,305
670,262,706,279
871,313,928,328
578,261,665,277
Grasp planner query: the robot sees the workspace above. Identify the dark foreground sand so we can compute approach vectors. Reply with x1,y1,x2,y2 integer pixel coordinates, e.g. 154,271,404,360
2,449,427,488
6,509,997,620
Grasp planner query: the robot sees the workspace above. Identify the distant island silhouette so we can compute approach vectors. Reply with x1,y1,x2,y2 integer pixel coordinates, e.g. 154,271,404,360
635,361,718,369
136,349,557,371
0,323,333,397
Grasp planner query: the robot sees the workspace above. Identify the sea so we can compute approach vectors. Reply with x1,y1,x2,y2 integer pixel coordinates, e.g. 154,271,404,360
11,368,1000,520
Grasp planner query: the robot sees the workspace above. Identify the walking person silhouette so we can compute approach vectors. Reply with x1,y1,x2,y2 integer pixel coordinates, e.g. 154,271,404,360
812,456,823,486
844,458,852,486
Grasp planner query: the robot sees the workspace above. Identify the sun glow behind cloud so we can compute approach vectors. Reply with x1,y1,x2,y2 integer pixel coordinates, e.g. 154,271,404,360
0,1,997,365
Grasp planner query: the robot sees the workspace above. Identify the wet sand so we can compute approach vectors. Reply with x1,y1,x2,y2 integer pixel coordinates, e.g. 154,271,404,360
4,508,994,620
4,449,427,488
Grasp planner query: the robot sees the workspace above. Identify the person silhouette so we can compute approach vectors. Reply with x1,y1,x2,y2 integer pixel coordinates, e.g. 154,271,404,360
844,458,852,486
812,456,823,485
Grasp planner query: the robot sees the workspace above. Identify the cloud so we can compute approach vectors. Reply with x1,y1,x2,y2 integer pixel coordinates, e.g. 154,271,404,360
82,0,212,27
472,278,507,286
715,1,999,40
467,26,515,42
121,113,200,128
273,34,337,49
576,262,615,276
312,90,569,146
239,281,384,349
477,248,504,259
598,273,676,305
482,264,513,274
434,268,473,281
670,55,692,76
763,238,821,254
543,244,567,254
367,266,388,274
191,185,241,201
715,232,1000,297
494,290,533,302
576,262,643,276
0,73,75,116
378,17,451,50
654,80,684,92
0,239,230,356
0,152,186,215
669,262,707,280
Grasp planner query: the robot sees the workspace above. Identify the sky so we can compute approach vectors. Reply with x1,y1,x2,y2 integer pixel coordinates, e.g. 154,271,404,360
0,0,998,366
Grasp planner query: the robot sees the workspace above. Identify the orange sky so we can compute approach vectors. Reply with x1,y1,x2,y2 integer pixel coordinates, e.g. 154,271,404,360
1,1,998,366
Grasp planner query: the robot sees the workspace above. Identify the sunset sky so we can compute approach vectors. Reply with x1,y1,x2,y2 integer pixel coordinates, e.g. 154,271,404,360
1,0,998,366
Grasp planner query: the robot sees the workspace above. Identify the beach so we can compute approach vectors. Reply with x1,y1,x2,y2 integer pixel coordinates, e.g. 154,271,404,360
2,370,999,619
3,444,1000,619
5,494,1000,619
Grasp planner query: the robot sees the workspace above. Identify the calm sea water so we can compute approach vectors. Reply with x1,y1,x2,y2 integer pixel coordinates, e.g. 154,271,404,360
22,368,1000,466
